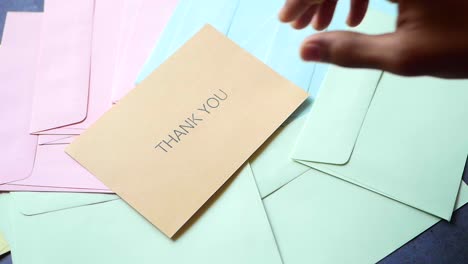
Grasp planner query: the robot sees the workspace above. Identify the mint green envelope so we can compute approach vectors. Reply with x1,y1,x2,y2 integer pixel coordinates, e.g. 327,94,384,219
263,168,468,264
248,9,394,198
250,116,310,198
4,165,282,264
293,67,468,221
292,8,468,220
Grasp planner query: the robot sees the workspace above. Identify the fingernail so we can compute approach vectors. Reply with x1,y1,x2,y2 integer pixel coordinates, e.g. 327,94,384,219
302,43,321,61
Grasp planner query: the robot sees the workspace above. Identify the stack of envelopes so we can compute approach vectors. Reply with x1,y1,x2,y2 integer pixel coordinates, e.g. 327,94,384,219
0,0,467,264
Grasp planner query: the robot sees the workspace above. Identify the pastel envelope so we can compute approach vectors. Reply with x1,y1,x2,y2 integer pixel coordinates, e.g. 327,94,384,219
1,0,124,192
111,0,178,102
250,116,310,198
29,0,95,134
4,166,282,264
248,114,468,263
262,169,468,264
30,0,132,135
0,12,42,184
291,7,468,220
293,67,468,221
228,0,316,91
137,0,240,82
228,0,324,122
1,139,110,193
227,0,283,57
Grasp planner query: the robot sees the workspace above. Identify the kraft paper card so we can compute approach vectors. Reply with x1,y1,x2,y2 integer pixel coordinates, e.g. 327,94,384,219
66,25,307,238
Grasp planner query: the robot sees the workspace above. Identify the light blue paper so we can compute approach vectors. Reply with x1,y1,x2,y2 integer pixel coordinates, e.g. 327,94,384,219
138,0,240,82
137,0,192,81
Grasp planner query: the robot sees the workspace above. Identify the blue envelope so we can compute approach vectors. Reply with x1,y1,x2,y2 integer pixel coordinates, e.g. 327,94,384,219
0,165,282,264
138,0,240,82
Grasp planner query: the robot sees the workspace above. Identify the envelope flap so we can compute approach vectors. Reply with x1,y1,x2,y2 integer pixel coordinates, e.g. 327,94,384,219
250,116,310,197
292,10,395,165
29,0,95,133
38,135,75,145
13,192,118,216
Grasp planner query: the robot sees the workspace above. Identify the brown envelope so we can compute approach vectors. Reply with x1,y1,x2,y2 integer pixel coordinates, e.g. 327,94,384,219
66,25,308,238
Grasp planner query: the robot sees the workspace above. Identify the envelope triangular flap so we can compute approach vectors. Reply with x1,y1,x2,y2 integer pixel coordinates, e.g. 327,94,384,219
292,9,395,165
29,0,94,134
0,13,42,185
14,192,118,216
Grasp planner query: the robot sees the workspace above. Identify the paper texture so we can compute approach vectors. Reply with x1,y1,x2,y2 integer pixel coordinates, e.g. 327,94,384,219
294,68,468,220
0,0,127,193
263,169,468,264
29,0,95,134
250,116,309,198
138,0,240,82
5,165,282,264
0,12,42,184
67,25,307,237
111,0,178,102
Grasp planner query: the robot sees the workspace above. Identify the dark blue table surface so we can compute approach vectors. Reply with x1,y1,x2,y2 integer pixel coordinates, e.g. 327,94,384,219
0,1,467,263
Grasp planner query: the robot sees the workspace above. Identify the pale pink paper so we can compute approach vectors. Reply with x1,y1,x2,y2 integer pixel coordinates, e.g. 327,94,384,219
2,143,109,191
29,0,95,134
0,185,110,193
38,135,74,145
111,0,178,102
31,0,134,135
113,0,143,72
0,0,123,193
0,12,41,184
59,0,126,127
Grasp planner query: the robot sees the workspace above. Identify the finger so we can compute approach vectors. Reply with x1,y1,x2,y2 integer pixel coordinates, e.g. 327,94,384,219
300,31,404,73
279,0,322,22
312,0,338,31
347,0,369,27
291,5,318,29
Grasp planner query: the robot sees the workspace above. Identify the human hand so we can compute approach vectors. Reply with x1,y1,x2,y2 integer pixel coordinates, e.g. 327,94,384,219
279,0,468,78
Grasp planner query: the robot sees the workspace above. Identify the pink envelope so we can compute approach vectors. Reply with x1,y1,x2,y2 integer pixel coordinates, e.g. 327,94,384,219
114,0,143,68
0,0,124,193
3,142,110,192
38,135,74,145
29,0,95,135
0,12,42,184
111,0,178,102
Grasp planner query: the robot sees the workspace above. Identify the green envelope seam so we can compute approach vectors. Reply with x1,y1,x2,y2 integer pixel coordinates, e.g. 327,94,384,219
291,69,384,165
298,159,463,221
261,168,312,200
247,163,286,264
21,197,121,216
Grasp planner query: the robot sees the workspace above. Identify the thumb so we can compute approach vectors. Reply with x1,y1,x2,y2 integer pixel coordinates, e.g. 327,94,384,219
301,31,404,73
